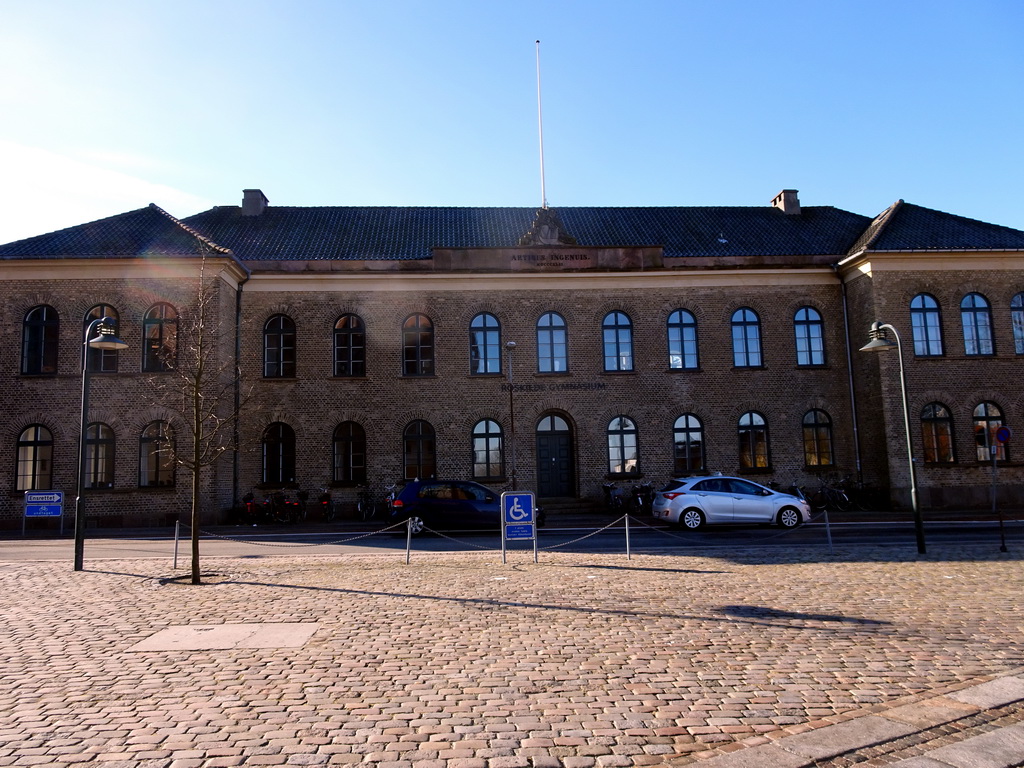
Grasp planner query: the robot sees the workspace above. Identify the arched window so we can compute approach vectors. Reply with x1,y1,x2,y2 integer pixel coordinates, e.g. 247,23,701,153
537,312,568,372
602,312,634,371
21,305,59,375
794,307,825,366
973,402,1007,462
264,314,296,378
16,425,53,490
667,310,698,370
332,422,366,484
261,422,296,485
403,420,436,480
142,303,178,372
139,421,175,487
402,314,434,376
738,412,770,469
469,313,501,374
673,414,704,474
961,293,994,356
333,314,365,377
802,409,833,467
921,403,955,464
86,305,120,373
472,419,504,479
1011,293,1024,355
910,294,943,356
85,423,115,489
731,308,762,367
607,416,638,475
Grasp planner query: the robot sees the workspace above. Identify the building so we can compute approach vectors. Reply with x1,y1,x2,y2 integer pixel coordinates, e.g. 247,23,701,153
3,188,1023,530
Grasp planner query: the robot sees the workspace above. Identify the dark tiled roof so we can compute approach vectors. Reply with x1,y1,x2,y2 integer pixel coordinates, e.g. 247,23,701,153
3,199,1022,263
865,203,1024,252
180,204,871,260
0,204,231,259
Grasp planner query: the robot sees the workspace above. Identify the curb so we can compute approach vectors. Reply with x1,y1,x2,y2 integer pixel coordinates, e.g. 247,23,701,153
681,673,1024,767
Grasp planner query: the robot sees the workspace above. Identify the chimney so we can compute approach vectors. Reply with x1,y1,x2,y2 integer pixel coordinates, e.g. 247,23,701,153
242,189,269,216
771,189,801,215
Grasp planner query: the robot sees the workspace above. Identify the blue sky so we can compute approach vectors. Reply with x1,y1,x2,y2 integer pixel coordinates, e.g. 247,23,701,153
1,0,1022,244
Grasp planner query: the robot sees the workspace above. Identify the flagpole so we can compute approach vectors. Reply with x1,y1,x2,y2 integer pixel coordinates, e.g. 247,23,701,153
535,40,548,209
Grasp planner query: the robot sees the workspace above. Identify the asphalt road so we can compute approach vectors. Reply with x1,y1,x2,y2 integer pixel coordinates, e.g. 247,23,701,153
2,518,1020,563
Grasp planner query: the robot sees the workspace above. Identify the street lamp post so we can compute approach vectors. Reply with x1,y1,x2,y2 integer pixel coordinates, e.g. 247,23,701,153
74,316,128,571
859,321,926,554
505,341,517,491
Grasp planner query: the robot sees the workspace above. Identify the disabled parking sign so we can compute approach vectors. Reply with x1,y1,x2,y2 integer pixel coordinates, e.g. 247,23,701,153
501,492,536,540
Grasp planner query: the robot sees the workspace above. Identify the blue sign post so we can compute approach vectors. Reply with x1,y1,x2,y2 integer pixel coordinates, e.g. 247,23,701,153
24,491,64,536
501,491,537,563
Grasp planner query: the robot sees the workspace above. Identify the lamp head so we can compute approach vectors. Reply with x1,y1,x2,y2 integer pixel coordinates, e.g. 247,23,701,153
88,317,129,351
859,321,897,353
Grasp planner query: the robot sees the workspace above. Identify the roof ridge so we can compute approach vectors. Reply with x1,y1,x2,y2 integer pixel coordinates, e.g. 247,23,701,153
148,203,233,255
847,199,903,256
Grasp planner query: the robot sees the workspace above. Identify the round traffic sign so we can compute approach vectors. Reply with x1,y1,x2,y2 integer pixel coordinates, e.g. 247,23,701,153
995,426,1012,444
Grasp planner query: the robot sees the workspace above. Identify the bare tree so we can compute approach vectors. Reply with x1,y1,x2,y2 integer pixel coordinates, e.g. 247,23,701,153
149,244,248,584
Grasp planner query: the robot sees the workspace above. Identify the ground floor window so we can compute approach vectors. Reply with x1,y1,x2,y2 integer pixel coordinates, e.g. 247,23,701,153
17,425,53,490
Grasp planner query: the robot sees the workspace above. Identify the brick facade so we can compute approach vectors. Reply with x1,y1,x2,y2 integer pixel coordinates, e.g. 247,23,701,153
2,194,1023,529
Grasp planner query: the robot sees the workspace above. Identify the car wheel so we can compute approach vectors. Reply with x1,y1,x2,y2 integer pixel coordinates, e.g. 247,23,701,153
680,508,705,530
777,506,801,529
406,516,425,535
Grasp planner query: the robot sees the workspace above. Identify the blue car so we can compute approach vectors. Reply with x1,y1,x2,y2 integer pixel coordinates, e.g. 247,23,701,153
389,479,544,534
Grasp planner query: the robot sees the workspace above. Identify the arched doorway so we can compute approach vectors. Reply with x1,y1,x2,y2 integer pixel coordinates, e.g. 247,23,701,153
536,413,575,498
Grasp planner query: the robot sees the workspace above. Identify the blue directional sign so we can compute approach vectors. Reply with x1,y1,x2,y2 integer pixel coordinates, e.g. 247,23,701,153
501,492,536,540
25,491,63,517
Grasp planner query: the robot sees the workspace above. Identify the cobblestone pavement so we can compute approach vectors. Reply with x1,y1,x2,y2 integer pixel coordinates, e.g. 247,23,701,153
0,543,1022,767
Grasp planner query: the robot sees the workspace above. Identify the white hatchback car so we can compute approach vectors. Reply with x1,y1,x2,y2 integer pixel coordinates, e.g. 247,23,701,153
652,475,811,530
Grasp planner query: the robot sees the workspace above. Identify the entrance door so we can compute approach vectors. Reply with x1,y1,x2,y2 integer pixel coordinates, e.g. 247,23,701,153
536,414,575,498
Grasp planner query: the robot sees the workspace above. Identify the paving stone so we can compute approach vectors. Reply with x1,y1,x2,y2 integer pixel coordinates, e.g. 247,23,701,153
0,548,1022,767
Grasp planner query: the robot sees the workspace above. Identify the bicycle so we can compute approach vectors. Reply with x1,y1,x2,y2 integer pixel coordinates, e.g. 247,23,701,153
317,487,335,522
630,481,655,515
602,482,626,513
356,485,379,522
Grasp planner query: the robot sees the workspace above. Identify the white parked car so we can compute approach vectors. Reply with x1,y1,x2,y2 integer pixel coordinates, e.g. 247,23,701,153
652,475,811,530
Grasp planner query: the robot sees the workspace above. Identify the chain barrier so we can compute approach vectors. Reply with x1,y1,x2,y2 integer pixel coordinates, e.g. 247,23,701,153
539,514,629,550
180,520,408,548
420,525,500,551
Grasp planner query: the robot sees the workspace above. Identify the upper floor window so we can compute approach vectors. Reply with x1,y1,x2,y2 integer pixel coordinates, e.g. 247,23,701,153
142,303,178,372
472,419,504,480
403,420,436,480
794,307,825,366
602,311,634,372
673,414,705,475
402,314,434,376
667,310,699,370
86,305,120,373
802,409,833,467
469,313,501,375
22,305,59,375
921,403,955,464
139,421,175,487
16,425,53,490
537,312,568,373
607,416,638,475
1011,293,1024,355
738,411,770,470
960,293,994,356
264,314,296,378
261,422,296,486
973,402,1007,462
910,294,943,356
731,308,762,367
333,314,365,377
85,422,115,489
332,421,366,484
